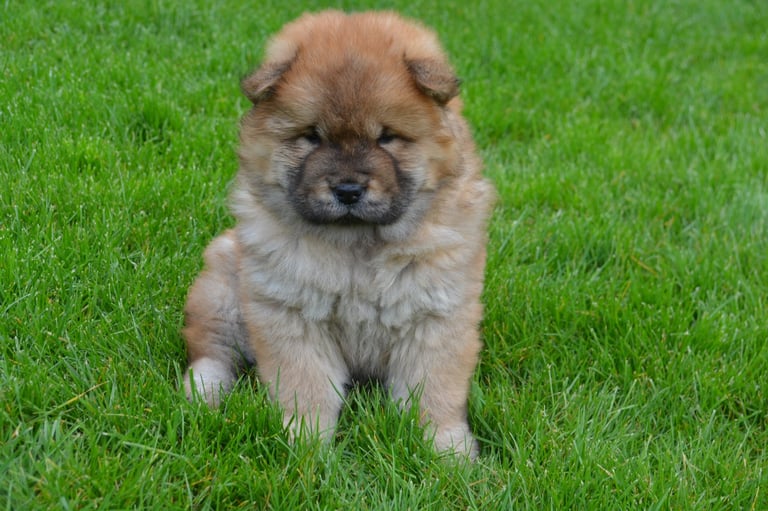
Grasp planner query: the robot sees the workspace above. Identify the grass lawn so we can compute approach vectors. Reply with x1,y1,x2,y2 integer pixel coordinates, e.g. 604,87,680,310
2,0,767,508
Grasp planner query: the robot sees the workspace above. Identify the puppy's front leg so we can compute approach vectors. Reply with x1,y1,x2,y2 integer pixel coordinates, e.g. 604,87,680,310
388,318,481,459
249,318,349,441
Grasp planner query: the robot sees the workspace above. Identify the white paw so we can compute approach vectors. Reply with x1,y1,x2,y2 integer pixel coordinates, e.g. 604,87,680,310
433,423,479,460
183,357,234,407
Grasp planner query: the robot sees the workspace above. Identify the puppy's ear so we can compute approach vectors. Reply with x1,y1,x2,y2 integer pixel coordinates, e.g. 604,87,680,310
241,61,292,104
406,59,460,105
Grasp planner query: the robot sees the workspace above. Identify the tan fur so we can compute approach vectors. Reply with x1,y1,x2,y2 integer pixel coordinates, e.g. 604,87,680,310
183,10,495,458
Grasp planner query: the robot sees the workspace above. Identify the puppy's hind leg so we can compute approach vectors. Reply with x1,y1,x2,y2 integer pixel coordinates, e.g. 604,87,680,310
182,230,253,407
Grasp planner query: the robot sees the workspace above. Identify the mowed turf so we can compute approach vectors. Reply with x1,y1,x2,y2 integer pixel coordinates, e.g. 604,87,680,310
1,0,766,508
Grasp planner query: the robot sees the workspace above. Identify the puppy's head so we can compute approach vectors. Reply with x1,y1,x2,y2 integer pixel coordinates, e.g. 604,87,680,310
236,11,464,234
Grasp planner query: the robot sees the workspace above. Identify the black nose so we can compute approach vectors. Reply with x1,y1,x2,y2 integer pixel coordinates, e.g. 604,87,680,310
332,183,366,205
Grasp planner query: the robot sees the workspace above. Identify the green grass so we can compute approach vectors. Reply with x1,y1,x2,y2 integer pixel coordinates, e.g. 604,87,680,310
2,0,767,508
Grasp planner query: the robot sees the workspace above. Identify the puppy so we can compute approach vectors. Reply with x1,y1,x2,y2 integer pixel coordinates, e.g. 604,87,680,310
182,10,495,458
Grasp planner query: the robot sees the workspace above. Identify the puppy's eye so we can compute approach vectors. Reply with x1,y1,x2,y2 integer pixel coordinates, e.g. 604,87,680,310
377,129,400,145
299,127,322,145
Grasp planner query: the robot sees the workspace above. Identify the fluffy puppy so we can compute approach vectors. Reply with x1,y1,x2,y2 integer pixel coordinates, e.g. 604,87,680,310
182,10,495,458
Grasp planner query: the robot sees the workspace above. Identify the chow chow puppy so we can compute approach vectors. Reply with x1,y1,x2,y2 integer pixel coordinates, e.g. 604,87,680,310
182,10,495,458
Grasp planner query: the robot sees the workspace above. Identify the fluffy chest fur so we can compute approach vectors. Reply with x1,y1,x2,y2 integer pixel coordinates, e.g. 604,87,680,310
237,219,468,321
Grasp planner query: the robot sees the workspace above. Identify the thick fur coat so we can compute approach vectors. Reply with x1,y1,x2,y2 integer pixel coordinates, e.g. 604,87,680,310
182,10,495,458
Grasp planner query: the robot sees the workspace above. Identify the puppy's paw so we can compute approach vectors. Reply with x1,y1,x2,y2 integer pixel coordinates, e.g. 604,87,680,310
282,410,338,444
433,422,479,460
183,357,235,408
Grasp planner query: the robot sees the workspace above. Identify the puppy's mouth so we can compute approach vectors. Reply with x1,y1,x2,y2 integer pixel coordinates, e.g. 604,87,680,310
294,197,405,226
330,212,371,226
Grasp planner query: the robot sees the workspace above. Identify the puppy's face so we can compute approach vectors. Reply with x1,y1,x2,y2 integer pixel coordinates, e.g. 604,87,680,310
266,93,424,226
237,11,462,231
